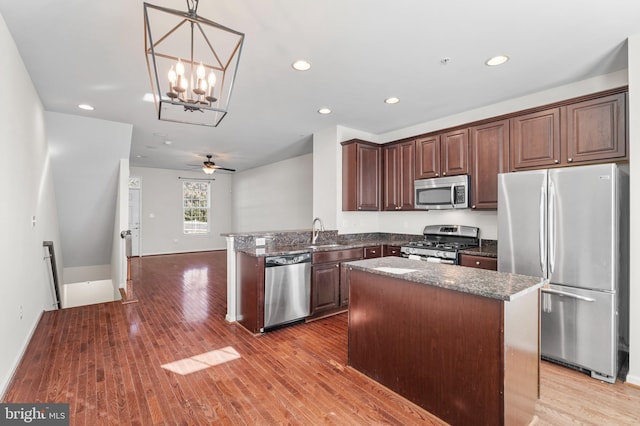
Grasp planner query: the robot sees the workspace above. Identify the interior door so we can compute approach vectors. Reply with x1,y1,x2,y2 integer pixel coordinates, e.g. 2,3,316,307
128,187,141,256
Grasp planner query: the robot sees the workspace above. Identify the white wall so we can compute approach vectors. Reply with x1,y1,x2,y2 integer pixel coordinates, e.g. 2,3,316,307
111,159,129,292
46,112,132,269
0,14,62,397
626,34,639,386
130,167,232,255
232,154,313,232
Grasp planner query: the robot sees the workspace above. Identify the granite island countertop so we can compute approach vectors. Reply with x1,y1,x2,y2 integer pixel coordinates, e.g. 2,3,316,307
344,256,542,301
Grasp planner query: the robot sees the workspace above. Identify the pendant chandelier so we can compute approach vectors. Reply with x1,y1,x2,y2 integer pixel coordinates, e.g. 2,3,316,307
144,1,244,126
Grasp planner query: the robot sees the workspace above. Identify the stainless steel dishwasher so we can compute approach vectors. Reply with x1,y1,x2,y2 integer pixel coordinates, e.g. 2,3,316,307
263,252,311,331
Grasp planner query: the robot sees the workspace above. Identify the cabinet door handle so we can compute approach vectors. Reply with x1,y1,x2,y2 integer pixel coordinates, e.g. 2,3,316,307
443,172,447,176
475,261,481,265
435,173,439,177
554,159,559,164
472,205,476,209
568,157,573,162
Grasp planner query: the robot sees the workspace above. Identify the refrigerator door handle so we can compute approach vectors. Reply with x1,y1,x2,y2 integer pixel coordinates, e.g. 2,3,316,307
541,288,596,302
539,184,547,276
548,180,556,275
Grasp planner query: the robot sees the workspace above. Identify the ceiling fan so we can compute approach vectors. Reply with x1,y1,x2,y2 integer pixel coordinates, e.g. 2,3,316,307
200,154,236,174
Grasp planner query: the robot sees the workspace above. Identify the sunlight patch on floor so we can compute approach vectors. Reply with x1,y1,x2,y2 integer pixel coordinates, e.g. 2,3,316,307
161,346,241,375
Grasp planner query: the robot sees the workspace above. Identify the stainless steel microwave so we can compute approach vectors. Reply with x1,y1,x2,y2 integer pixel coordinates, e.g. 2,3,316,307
414,175,470,210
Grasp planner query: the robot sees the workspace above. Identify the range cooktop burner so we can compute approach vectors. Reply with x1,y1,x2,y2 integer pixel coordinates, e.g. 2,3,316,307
405,240,478,251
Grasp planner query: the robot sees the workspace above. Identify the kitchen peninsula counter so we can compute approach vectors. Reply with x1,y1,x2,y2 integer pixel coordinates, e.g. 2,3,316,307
343,257,542,426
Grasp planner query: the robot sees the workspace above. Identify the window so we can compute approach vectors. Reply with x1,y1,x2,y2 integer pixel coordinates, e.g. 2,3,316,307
183,181,210,234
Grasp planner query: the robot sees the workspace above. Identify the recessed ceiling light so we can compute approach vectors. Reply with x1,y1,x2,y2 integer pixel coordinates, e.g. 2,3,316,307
385,97,400,104
318,108,331,115
292,60,312,71
485,55,509,66
78,104,94,111
164,140,172,145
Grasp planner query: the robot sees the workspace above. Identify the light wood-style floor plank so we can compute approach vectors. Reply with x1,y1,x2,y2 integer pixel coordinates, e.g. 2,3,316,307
3,251,639,425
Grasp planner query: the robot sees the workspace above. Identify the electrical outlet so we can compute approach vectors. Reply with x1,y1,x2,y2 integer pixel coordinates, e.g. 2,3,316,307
255,237,266,246
19,305,23,320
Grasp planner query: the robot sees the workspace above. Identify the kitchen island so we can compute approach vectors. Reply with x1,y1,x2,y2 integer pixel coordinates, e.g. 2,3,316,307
344,257,542,426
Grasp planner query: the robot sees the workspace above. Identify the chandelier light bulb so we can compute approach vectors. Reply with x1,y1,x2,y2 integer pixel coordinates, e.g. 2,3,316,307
208,71,216,87
168,66,177,84
175,59,185,76
197,62,206,79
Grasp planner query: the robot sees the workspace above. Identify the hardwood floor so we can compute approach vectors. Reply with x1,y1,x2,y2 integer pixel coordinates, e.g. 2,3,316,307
3,251,640,425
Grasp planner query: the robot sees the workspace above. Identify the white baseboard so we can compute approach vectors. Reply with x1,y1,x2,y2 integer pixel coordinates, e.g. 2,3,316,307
0,310,44,400
626,373,640,386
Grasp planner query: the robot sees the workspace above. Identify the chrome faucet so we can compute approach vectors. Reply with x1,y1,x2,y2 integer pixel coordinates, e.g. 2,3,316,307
311,217,324,244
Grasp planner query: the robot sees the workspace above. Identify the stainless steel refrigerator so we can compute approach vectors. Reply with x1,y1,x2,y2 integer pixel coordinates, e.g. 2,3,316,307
498,163,629,383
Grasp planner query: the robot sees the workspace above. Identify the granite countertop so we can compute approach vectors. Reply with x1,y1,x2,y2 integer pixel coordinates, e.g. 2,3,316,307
459,244,498,258
344,256,543,301
237,239,410,257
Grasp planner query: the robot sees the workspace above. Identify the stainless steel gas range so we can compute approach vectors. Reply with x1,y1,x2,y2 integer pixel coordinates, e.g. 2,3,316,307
400,225,480,265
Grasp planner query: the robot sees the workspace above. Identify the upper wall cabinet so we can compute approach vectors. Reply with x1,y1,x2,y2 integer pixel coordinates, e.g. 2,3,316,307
510,108,561,170
440,128,470,177
342,139,381,211
415,135,440,179
511,91,627,171
383,140,415,211
415,129,469,179
563,93,626,165
469,119,509,209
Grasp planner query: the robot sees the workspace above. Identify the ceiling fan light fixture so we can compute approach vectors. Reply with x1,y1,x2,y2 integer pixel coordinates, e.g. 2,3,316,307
143,1,245,127
202,166,216,174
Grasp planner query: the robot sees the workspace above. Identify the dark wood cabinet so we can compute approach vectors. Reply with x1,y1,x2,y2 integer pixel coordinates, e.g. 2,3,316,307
459,254,497,271
440,128,469,176
383,245,402,257
415,135,440,178
236,251,265,333
383,141,415,210
415,130,468,179
311,262,341,314
310,248,363,317
342,140,381,211
563,92,626,164
363,245,382,259
510,108,561,170
469,119,509,209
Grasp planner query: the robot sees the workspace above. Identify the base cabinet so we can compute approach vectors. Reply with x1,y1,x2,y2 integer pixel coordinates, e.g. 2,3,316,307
459,254,497,271
309,248,363,318
311,262,341,314
348,268,539,426
236,251,265,333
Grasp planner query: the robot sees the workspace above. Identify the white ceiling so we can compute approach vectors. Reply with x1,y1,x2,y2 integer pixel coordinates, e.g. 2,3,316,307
2,0,640,172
